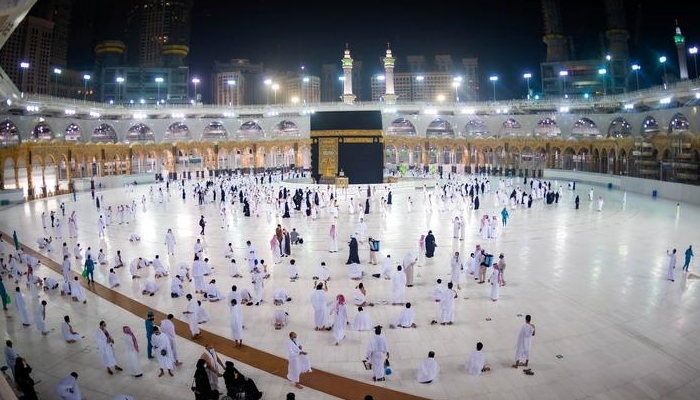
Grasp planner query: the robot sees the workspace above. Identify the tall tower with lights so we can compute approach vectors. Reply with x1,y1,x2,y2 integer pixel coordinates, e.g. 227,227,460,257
341,44,356,105
674,21,689,80
382,43,397,104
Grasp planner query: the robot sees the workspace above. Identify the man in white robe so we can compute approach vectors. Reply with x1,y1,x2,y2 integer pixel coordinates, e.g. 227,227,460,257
159,314,182,365
450,251,463,289
170,275,183,297
391,266,407,305
13,286,30,326
353,306,375,331
439,282,457,325
452,216,461,238
229,299,244,347
183,294,201,338
667,248,677,282
34,300,49,334
152,255,168,277
95,320,123,374
205,279,223,301
61,315,83,343
54,372,82,400
151,326,174,376
191,256,206,292
466,342,491,375
310,282,329,330
513,314,536,369
200,343,225,391
347,262,363,280
164,229,177,255
286,331,310,389
416,351,439,383
392,302,417,328
366,326,389,381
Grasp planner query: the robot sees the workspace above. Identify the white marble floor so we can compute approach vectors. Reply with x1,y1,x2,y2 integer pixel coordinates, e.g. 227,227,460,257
1,177,700,400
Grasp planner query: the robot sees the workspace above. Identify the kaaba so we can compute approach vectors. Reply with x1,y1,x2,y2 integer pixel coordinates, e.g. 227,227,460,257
310,110,384,184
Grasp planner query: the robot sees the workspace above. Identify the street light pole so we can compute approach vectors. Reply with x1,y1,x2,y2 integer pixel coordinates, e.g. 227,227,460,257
453,76,462,102
659,56,667,88
272,83,279,104
598,68,607,95
83,74,91,101
559,70,568,97
19,61,29,95
264,79,272,105
227,79,236,106
631,64,640,91
523,73,532,99
155,76,163,106
302,76,309,104
53,68,62,96
116,76,124,104
489,75,498,101
191,77,200,104
689,46,698,79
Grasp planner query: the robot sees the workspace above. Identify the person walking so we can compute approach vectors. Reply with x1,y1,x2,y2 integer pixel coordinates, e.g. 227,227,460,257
199,215,206,235
683,245,694,272
512,315,536,371
666,248,677,282
95,320,123,375
83,254,95,284
366,325,389,382
286,331,311,389
145,310,155,359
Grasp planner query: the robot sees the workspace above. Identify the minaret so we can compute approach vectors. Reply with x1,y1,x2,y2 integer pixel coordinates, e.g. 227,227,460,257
541,0,567,62
382,43,397,104
674,21,689,80
603,0,630,94
341,44,356,105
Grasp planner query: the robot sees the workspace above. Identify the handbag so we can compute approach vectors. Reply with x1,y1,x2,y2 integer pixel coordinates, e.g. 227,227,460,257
81,269,88,278
4,294,10,305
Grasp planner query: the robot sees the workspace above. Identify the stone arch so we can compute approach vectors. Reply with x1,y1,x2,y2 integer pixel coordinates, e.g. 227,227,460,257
236,121,264,139
426,118,455,136
461,118,488,136
272,120,301,136
386,118,417,135
0,119,20,144
501,117,522,137
202,121,228,141
385,144,397,165
164,122,192,141
125,123,155,143
64,122,82,142
534,117,561,137
32,121,54,141
571,117,601,138
668,112,690,134
607,117,631,138
641,115,660,137
92,123,118,143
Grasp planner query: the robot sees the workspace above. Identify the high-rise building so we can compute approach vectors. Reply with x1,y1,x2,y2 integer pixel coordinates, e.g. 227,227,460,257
0,15,54,95
31,0,72,66
131,0,193,68
212,59,264,106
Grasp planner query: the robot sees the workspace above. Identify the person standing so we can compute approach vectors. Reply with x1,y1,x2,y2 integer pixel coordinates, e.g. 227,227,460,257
14,286,30,326
96,320,123,375
121,326,143,377
416,351,439,384
184,294,201,338
666,248,677,282
0,276,9,311
199,215,206,235
164,228,177,256
310,282,329,331
200,343,225,393
366,325,389,382
145,310,155,359
83,254,95,284
402,252,418,287
12,230,19,251
159,314,182,365
331,294,348,346
14,356,38,400
450,251,463,290
387,264,405,305
575,194,580,210
597,195,604,211
439,282,457,324
329,223,338,253
54,372,82,400
489,263,500,302
501,206,509,227
346,235,360,264
193,358,215,400
512,315,536,369
683,245,694,272
286,331,310,389
4,339,18,380
229,299,243,347
34,299,49,335
151,326,174,377
425,230,436,258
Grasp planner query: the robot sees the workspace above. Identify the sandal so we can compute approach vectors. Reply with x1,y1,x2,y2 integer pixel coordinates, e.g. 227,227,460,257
524,370,534,376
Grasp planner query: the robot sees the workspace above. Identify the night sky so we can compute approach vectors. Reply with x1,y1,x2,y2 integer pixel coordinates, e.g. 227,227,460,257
72,0,700,100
